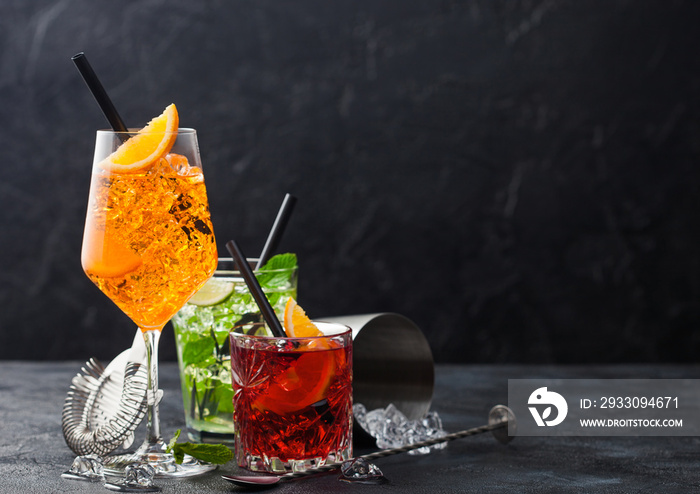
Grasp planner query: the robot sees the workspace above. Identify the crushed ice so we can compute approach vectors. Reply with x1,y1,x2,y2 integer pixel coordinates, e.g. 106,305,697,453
354,403,448,455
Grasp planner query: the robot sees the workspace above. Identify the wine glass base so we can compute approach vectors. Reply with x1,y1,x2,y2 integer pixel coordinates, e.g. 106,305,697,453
103,452,216,478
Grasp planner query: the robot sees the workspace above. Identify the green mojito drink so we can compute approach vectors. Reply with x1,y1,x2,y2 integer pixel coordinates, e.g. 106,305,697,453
171,254,298,443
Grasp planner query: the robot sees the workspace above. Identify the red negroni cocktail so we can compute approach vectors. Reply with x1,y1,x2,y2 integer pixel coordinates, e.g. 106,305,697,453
230,320,353,473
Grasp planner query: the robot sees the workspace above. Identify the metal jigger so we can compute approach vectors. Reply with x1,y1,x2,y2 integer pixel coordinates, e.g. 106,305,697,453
323,313,435,420
322,313,435,446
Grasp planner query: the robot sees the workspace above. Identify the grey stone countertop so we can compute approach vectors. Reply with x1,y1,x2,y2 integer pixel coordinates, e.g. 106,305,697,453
1,362,699,493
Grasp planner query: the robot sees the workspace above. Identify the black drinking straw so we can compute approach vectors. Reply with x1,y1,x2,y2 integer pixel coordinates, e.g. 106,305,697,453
226,239,287,338
71,52,129,133
256,193,297,269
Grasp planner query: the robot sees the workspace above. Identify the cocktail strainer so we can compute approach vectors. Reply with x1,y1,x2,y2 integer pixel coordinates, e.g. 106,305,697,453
62,331,149,456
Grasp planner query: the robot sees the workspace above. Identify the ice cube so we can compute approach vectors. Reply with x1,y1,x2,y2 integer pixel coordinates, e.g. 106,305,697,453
354,403,448,455
103,462,160,492
124,462,156,487
377,420,408,450
384,403,408,427
164,153,191,176
339,457,386,484
422,410,443,432
363,408,387,437
353,403,367,429
62,454,104,482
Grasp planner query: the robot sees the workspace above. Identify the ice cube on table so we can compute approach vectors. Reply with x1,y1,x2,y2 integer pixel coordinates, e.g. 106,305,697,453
103,462,160,492
124,463,156,487
61,454,105,482
353,402,448,455
340,457,385,484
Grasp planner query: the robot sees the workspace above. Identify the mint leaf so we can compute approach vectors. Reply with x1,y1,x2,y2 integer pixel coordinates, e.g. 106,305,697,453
182,335,216,366
166,429,182,456
171,446,186,465
256,253,297,288
259,253,297,271
168,429,182,447
176,444,233,465
215,385,234,414
166,429,233,465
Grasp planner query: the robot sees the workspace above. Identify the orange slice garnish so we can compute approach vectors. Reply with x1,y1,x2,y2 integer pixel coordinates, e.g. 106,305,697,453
283,297,323,338
82,228,142,278
98,104,179,173
252,350,336,414
252,298,338,414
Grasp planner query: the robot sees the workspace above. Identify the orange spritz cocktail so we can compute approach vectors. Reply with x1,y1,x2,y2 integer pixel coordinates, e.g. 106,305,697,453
80,104,218,477
82,105,217,331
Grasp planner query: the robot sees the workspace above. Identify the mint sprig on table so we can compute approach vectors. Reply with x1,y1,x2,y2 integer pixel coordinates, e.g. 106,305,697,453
166,429,233,465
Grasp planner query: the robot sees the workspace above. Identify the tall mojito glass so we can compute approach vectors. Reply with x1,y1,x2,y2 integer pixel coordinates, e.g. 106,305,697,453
171,254,298,442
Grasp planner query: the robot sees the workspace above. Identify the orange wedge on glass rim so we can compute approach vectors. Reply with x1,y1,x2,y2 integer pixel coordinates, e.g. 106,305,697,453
98,103,179,173
283,297,323,338
253,297,336,413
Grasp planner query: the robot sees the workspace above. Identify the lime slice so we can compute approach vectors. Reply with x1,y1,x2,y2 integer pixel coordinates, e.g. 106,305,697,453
188,278,234,306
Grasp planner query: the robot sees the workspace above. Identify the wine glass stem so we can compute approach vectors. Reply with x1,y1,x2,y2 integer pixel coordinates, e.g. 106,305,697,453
142,329,163,450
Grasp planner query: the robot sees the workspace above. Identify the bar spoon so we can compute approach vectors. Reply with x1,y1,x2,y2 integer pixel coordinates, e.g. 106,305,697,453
222,405,515,488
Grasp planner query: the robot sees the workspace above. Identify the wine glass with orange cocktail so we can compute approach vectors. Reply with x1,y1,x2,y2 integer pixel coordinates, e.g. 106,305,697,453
81,104,218,477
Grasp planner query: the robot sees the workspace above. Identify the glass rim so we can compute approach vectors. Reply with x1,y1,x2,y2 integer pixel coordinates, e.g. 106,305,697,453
96,127,197,135
215,257,297,275
230,321,352,342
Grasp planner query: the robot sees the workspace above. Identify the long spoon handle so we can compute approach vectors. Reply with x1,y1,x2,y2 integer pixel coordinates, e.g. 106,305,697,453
276,405,515,482
361,421,502,461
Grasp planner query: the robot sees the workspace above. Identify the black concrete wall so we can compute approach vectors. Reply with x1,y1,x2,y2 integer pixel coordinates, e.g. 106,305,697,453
1,0,699,363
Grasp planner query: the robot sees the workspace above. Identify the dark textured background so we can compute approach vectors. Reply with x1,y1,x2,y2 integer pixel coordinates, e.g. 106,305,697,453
1,0,699,364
